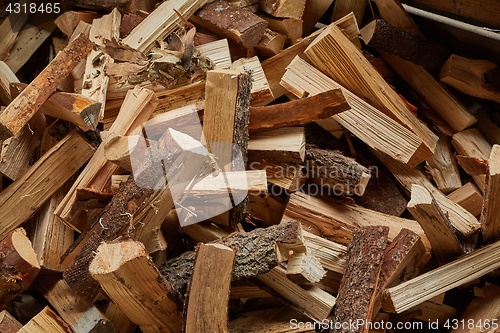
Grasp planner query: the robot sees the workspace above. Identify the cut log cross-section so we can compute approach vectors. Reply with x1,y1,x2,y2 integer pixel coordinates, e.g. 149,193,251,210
90,240,183,333
0,33,92,140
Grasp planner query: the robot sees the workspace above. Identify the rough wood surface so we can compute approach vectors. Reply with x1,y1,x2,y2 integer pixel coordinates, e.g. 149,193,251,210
333,226,389,333
249,89,349,132
480,144,500,243
0,2,30,60
231,56,273,105
408,184,464,262
0,310,22,333
37,276,114,333
383,239,500,313
90,240,183,333
0,33,92,140
447,182,483,217
426,134,462,194
0,61,19,105
0,228,40,310
440,54,500,103
159,221,301,304
0,131,95,239
192,1,268,48
63,129,211,302
258,14,302,45
259,0,306,19
248,127,306,163
255,28,287,57
17,307,70,333
305,145,371,196
123,0,209,52
360,19,448,71
304,23,438,157
185,243,235,333
281,56,427,167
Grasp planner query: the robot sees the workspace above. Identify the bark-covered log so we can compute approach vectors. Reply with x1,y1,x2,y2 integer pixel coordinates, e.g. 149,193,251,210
159,221,301,304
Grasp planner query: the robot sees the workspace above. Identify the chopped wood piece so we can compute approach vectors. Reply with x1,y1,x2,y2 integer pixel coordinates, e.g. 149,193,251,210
66,21,92,94
249,89,349,132
480,144,500,243
81,9,121,120
153,81,205,114
452,128,492,193
248,127,306,163
440,54,500,103
11,83,99,131
185,243,235,333
0,33,92,140
305,145,371,196
231,56,273,104
373,150,481,238
333,226,389,333
456,155,488,176
54,10,99,37
374,229,430,315
372,0,421,35
302,0,334,35
203,68,251,226
408,184,464,262
450,283,500,333
196,38,232,69
0,228,40,310
281,56,427,167
360,19,448,71
384,239,500,313
447,182,483,217
255,28,286,56
286,252,325,284
0,131,95,238
55,86,158,232
230,280,271,299
398,301,457,323
0,112,44,181
123,0,209,53
18,307,70,333
90,240,183,333
63,128,212,302
258,0,306,19
380,53,477,133
37,276,115,333
335,11,362,48
283,192,429,247
331,0,367,25
103,132,152,172
192,1,267,48
426,134,462,194
0,3,30,60
258,14,302,45
302,230,347,274
3,18,56,73
0,310,22,333
304,23,438,156
160,221,301,303
255,266,336,321
189,170,268,196
0,61,19,105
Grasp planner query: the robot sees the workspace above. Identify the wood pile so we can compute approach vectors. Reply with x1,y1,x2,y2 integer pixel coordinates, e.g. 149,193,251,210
0,0,499,332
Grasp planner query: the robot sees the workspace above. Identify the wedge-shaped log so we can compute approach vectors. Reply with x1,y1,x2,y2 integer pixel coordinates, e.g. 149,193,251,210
185,244,235,333
374,150,481,238
0,131,95,238
281,56,427,167
480,144,500,243
304,23,438,156
249,89,349,132
440,54,500,103
90,240,183,333
333,226,388,332
408,185,463,262
383,239,500,313
0,33,92,140
18,307,69,333
192,0,267,49
0,228,40,310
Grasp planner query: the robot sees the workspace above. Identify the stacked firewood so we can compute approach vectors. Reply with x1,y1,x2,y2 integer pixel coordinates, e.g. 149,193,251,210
0,0,499,332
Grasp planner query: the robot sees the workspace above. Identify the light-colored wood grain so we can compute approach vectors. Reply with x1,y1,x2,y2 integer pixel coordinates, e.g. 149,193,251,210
480,144,500,243
18,307,70,333
426,135,462,193
447,183,483,217
248,127,306,163
259,0,306,19
0,1,30,60
0,61,19,105
196,38,232,69
231,56,273,104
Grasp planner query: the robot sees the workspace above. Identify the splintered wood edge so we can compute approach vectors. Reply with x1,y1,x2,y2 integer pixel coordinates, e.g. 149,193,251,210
11,228,40,270
89,240,147,275
408,184,432,207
